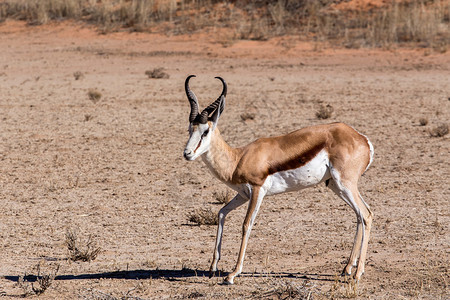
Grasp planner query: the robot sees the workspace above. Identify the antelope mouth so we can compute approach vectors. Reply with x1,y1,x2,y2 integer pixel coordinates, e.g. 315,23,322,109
183,149,195,161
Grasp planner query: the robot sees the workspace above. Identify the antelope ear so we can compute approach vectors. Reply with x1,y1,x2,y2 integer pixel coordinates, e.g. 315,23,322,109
209,95,225,130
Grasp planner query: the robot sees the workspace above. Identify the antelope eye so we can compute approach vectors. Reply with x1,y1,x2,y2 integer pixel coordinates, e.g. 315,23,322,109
202,129,209,138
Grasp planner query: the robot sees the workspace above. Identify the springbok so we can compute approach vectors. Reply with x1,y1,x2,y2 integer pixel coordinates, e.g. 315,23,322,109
183,75,374,284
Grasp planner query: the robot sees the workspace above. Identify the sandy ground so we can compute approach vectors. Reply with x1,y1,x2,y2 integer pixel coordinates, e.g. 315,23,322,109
0,20,449,299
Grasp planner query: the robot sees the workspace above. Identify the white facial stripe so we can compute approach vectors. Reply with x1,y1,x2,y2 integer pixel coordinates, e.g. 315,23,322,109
184,123,211,160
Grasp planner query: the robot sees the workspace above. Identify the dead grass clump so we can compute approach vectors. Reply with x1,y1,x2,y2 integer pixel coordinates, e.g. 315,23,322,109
330,275,358,299
88,89,102,103
186,290,204,298
316,104,334,119
65,229,101,262
188,208,217,226
73,71,84,80
241,112,256,121
213,190,231,204
145,68,169,79
17,263,60,297
418,118,428,126
253,279,317,299
429,123,449,137
84,114,94,122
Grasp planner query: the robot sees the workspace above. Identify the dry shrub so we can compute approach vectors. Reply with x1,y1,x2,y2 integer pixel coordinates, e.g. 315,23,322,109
188,208,217,226
241,112,256,121
17,263,60,296
65,229,101,262
73,71,84,80
145,68,169,79
316,104,334,119
84,114,94,122
429,123,449,137
253,279,317,299
186,290,204,298
213,190,231,204
330,275,358,299
88,89,102,103
418,118,428,126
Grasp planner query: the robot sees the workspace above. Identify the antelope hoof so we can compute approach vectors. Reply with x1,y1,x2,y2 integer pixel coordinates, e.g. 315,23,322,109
223,276,234,285
341,268,352,277
354,270,364,281
341,263,355,277
209,263,217,278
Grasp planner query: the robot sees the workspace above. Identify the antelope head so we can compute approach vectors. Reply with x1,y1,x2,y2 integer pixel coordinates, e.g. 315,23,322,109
183,75,227,161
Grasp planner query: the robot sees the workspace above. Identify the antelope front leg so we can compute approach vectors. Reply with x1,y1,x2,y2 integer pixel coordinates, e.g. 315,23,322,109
209,194,248,278
224,186,265,285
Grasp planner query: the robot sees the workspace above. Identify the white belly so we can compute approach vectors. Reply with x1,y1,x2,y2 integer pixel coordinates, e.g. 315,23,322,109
264,149,331,196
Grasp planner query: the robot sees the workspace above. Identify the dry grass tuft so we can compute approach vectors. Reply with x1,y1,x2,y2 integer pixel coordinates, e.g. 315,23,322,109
31,264,60,296
253,279,317,299
186,290,204,298
418,118,429,126
429,123,449,137
84,114,94,122
213,190,231,205
330,275,359,299
88,89,102,103
241,112,256,121
316,104,334,119
73,71,84,80
188,208,217,226
65,229,101,262
145,68,169,79
17,263,60,297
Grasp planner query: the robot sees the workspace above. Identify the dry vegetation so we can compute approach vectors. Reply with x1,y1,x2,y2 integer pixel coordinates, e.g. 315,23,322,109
65,229,102,262
253,279,317,299
316,104,334,120
188,208,218,226
429,123,449,137
145,67,170,79
16,263,60,297
73,70,84,80
0,4,449,299
0,0,449,48
419,117,429,126
88,88,102,103
212,190,231,204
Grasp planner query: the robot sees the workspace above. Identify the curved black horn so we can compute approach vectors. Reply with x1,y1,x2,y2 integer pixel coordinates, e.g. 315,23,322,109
199,76,227,123
215,76,227,99
185,75,199,123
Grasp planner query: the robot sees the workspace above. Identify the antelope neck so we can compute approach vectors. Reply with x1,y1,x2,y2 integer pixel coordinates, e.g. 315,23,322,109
201,128,242,183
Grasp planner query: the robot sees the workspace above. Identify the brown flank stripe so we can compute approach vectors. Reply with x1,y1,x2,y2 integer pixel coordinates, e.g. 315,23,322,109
267,142,326,175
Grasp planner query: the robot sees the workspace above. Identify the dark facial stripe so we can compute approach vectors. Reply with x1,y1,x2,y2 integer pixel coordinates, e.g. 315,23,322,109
194,139,202,153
